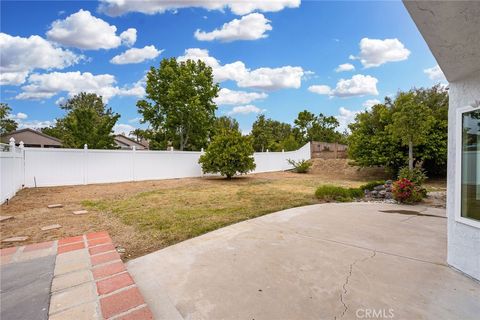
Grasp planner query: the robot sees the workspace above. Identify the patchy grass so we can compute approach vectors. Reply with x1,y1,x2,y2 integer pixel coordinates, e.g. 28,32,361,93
82,176,323,257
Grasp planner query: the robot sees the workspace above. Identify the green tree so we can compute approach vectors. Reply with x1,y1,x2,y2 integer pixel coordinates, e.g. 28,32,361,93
137,58,220,151
294,110,316,144
43,93,120,149
199,129,256,179
348,103,406,172
251,115,295,152
0,103,18,135
213,116,240,136
388,92,434,170
348,85,447,175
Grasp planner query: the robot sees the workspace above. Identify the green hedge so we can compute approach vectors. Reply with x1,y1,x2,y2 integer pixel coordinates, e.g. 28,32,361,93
315,185,363,202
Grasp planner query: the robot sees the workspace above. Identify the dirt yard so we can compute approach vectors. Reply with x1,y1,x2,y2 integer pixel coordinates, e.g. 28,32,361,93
0,160,446,260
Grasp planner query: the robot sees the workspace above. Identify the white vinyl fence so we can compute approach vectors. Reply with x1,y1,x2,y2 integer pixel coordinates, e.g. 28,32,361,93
1,141,310,203
0,141,25,204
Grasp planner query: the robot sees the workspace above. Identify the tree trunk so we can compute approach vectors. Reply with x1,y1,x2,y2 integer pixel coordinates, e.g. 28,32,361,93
408,139,413,170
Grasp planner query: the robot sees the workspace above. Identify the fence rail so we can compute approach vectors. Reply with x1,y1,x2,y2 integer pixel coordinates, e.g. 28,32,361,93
1,141,311,203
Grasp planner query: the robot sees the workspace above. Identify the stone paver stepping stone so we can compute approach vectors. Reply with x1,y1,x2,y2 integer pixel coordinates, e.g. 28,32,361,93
2,236,29,242
41,224,62,231
47,204,63,208
72,210,88,215
0,216,13,222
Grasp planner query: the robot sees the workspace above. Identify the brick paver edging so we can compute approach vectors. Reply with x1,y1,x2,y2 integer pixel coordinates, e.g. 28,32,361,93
1,232,153,319
49,231,154,320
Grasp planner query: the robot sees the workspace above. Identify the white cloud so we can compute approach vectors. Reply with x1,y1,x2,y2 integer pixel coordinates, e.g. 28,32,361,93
334,75,378,97
46,9,136,50
110,45,163,64
214,88,267,105
178,48,304,90
310,74,378,98
120,28,137,46
336,107,359,132
128,117,142,123
362,99,381,109
113,123,136,136
228,105,265,115
335,63,355,72
308,85,332,95
424,65,446,81
18,120,56,130
0,33,81,85
15,112,28,120
195,13,272,42
15,71,145,102
353,38,411,68
99,0,300,16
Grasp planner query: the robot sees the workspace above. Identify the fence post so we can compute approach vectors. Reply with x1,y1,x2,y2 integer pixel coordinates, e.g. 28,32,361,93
19,141,25,188
9,138,16,197
83,144,88,185
132,146,136,181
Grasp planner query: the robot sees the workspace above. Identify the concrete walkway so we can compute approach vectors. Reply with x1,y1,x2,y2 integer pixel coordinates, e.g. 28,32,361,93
128,203,480,320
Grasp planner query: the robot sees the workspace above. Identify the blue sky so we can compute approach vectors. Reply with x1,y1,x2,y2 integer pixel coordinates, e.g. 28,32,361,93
0,0,445,135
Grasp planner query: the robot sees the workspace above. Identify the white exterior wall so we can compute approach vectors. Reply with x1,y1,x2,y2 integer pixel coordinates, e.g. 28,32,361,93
0,146,24,203
16,143,311,189
447,73,480,280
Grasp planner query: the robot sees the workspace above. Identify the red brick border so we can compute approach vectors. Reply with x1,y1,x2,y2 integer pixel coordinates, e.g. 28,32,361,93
2,231,153,319
84,231,153,319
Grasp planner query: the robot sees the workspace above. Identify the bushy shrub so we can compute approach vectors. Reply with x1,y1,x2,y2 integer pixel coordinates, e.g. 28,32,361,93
392,178,426,203
199,130,256,179
315,185,362,202
397,166,427,186
287,159,312,173
359,180,386,191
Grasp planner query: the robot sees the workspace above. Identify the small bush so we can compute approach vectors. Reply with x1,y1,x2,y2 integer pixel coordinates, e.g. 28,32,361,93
359,180,386,191
199,130,256,179
398,166,427,186
287,159,312,173
392,178,426,204
315,185,362,202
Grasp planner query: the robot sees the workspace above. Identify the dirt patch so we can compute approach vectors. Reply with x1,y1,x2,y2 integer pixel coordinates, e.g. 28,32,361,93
309,159,388,180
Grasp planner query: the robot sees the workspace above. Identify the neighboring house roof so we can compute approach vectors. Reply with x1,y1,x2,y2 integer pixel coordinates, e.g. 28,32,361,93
114,134,148,149
1,128,62,147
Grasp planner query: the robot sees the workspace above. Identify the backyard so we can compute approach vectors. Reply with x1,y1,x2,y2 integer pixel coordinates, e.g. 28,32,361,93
0,160,446,260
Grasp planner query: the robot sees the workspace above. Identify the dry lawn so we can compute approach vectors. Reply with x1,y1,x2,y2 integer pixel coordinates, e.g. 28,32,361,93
0,161,445,260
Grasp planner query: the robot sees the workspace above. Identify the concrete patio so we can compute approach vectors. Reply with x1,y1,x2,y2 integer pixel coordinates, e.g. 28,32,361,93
128,202,480,320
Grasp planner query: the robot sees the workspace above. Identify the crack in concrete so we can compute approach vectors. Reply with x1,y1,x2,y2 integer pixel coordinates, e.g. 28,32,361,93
335,250,376,320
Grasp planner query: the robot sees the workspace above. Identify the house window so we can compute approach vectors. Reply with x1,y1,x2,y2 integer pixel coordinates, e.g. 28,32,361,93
461,109,480,222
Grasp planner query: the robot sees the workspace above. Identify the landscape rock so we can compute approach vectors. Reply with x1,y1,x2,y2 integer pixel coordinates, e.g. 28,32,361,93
47,204,63,209
2,236,28,242
0,216,13,222
41,224,62,231
374,185,385,191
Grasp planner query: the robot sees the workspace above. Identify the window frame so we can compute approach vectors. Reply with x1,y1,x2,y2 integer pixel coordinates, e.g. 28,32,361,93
455,105,480,228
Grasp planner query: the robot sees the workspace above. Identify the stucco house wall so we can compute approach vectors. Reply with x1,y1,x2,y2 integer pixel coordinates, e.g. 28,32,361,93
447,74,480,280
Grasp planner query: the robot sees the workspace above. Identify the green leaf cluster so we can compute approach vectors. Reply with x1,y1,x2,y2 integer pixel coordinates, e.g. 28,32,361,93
0,103,18,135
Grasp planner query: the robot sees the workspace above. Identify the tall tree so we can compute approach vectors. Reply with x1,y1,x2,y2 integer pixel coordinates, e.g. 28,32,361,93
251,115,296,152
348,85,447,175
137,58,220,151
0,103,18,135
388,92,434,169
42,93,120,149
294,110,316,144
213,116,240,136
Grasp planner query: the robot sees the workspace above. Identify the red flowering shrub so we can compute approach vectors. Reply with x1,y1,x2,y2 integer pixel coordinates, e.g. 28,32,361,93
392,178,426,203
